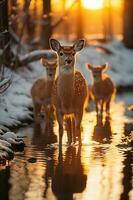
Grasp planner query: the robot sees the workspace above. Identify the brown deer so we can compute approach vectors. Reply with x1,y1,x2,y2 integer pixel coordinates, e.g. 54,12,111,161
49,39,88,146
87,63,116,116
31,58,57,127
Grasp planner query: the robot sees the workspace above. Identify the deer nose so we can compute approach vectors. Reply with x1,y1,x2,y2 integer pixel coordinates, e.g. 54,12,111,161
66,59,72,64
40,111,45,118
49,73,52,77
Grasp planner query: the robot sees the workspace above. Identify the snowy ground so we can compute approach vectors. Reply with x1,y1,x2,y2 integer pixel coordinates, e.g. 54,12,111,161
0,39,133,130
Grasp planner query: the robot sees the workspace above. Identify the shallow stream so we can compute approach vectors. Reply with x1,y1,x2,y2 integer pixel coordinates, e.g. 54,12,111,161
0,92,133,200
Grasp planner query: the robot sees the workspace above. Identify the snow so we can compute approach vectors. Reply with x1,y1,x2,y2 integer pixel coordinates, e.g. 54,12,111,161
0,131,25,160
0,61,44,129
77,39,133,86
0,39,133,130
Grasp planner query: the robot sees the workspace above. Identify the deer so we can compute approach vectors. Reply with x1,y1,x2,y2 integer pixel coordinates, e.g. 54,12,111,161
49,38,88,146
31,58,57,129
87,63,116,116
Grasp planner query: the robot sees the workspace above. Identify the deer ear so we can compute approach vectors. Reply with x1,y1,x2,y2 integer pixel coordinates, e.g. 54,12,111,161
101,63,108,71
41,58,48,67
49,38,61,52
87,64,93,70
73,39,85,52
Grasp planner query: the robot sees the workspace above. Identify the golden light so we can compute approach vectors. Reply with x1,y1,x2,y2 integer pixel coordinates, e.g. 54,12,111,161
82,0,104,10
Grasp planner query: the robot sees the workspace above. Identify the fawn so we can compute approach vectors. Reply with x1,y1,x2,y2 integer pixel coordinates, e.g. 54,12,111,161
87,63,116,116
31,58,57,127
49,38,88,145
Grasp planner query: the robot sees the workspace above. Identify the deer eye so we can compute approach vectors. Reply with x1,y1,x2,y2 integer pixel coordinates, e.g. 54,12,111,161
60,52,63,56
72,52,75,56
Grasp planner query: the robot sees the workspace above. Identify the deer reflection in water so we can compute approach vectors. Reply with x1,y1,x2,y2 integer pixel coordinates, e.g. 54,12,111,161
52,146,87,200
32,121,57,199
92,114,112,143
32,118,57,150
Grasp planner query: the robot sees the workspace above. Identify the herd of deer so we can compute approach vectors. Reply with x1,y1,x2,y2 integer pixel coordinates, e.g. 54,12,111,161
31,39,116,146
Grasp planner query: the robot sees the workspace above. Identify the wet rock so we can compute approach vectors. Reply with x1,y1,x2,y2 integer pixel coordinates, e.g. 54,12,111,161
0,131,25,149
0,139,12,148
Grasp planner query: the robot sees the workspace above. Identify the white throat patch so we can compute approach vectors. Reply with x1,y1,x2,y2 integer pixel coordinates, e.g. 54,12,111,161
47,75,53,81
94,76,100,81
59,66,73,75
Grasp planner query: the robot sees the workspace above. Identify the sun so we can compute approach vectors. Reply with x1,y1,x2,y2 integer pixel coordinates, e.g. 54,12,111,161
82,0,104,10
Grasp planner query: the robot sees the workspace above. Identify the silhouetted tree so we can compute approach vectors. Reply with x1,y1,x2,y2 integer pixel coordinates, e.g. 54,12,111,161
0,0,10,62
123,0,133,48
10,0,18,32
103,0,113,42
41,0,52,49
25,0,35,42
77,0,83,39
62,0,69,40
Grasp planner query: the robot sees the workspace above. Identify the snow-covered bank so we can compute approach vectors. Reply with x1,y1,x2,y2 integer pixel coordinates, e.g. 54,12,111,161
0,39,133,130
78,39,133,87
0,62,44,130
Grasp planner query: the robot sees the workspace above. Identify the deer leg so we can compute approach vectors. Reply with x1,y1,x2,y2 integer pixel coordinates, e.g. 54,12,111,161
33,102,41,123
46,105,55,136
57,111,64,146
100,100,104,116
75,110,83,145
106,98,111,115
94,100,98,116
65,117,72,145
40,105,48,133
72,117,76,143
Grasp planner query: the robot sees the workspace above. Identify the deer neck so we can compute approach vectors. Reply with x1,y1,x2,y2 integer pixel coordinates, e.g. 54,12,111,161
58,65,75,105
45,79,55,100
93,75,103,84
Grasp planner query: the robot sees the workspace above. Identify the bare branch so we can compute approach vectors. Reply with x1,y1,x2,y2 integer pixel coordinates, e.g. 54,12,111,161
15,50,57,66
9,27,27,51
0,76,12,94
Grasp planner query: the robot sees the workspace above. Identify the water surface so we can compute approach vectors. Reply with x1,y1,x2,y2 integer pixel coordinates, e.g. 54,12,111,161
0,93,133,200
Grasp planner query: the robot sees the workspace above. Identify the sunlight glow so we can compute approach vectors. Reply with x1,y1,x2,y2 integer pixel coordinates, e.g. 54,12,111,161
82,0,104,10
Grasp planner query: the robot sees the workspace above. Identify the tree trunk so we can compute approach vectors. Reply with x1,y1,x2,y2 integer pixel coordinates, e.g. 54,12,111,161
103,0,113,42
25,0,35,42
77,0,83,39
123,0,133,48
62,0,69,40
41,0,52,49
0,0,10,63
10,0,17,32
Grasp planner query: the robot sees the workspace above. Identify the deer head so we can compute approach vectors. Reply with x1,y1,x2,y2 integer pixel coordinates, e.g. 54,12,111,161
87,63,108,82
49,39,85,74
41,58,57,80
